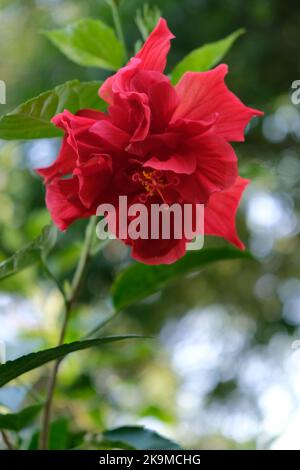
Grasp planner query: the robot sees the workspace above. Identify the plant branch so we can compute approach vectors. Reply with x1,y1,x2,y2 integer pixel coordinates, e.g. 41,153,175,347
39,216,97,450
107,0,128,61
42,261,67,303
83,311,119,339
1,430,15,450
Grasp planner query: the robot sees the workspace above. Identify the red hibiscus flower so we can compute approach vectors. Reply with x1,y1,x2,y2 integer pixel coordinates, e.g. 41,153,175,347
37,18,263,265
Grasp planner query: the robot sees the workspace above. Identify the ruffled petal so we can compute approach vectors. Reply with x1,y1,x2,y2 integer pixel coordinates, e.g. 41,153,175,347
172,64,263,142
193,133,238,197
99,58,140,104
110,91,151,142
36,109,104,181
204,176,250,249
36,136,76,183
135,18,175,72
99,18,174,104
144,152,197,175
130,70,179,133
73,155,112,209
90,119,130,150
45,178,92,231
143,117,226,177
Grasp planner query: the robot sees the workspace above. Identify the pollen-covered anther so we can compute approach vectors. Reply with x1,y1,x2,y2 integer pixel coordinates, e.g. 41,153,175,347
133,169,170,201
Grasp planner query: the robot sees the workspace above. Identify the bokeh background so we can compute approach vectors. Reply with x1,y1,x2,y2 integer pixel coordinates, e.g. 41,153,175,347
1,0,300,450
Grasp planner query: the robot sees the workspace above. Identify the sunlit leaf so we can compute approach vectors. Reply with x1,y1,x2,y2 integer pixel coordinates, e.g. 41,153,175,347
0,80,104,140
103,426,181,450
0,405,42,432
0,224,57,281
112,247,253,311
44,18,125,70
171,29,245,84
0,336,147,387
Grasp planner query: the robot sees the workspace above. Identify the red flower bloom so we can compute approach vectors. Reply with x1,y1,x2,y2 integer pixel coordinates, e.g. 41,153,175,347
37,18,263,265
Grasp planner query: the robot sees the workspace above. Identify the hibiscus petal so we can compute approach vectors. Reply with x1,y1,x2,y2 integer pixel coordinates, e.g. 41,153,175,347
73,155,112,209
135,115,217,174
45,177,92,231
36,136,76,183
52,109,103,151
131,70,179,133
172,64,263,142
135,18,175,72
36,109,105,181
204,176,250,249
107,90,152,142
145,153,197,175
127,131,180,158
173,133,237,204
194,133,238,193
131,237,186,265
99,18,174,104
75,109,108,120
168,115,218,136
90,119,130,150
99,58,140,104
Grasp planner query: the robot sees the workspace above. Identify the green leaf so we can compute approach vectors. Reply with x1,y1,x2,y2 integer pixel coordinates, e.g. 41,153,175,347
46,418,69,450
28,418,85,450
112,247,252,311
103,426,181,450
0,405,42,432
0,336,146,387
0,80,104,140
0,224,57,282
44,18,124,70
171,29,245,84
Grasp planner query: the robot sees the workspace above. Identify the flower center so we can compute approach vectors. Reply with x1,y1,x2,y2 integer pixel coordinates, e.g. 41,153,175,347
132,169,179,203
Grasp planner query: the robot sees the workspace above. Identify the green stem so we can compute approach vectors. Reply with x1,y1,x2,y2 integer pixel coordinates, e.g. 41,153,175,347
39,217,97,450
107,0,128,61
68,216,97,305
84,311,119,339
42,261,66,303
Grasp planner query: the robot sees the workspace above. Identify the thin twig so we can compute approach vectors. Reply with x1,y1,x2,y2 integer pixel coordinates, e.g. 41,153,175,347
1,430,15,450
107,0,128,61
39,217,97,450
42,261,67,303
83,311,120,339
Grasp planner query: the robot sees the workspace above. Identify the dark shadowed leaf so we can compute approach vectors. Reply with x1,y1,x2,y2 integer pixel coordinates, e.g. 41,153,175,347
0,80,104,140
28,418,82,450
171,29,245,84
103,426,181,450
0,405,42,432
0,224,57,281
112,247,253,311
44,18,124,70
0,336,147,387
